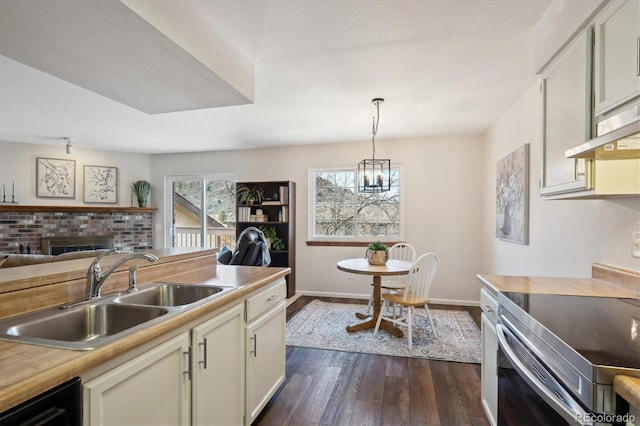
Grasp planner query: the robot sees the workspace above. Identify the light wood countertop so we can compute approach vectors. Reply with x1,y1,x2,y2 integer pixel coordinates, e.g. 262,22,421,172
614,376,640,410
477,274,638,298
0,263,290,413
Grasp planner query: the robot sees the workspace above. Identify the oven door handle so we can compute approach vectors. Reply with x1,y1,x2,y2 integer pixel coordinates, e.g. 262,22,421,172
496,324,592,426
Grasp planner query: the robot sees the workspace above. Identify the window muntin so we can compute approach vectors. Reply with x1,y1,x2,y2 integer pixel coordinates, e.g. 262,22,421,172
313,167,400,239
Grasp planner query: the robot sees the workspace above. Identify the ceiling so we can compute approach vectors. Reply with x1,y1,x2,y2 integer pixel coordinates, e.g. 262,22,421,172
0,0,556,154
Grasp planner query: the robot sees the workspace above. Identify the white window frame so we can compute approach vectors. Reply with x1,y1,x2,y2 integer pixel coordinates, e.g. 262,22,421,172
308,164,404,242
164,173,237,249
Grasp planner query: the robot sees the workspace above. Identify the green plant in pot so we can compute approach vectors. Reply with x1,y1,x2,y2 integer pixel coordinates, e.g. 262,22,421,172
260,226,285,250
131,180,151,208
237,185,264,205
366,241,388,265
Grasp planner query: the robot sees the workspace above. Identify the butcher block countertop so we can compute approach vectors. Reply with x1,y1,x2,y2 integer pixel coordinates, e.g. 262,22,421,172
476,274,638,298
614,376,640,410
0,249,290,413
477,262,639,298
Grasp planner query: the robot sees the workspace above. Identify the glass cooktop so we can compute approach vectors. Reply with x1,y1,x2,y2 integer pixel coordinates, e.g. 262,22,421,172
501,292,640,369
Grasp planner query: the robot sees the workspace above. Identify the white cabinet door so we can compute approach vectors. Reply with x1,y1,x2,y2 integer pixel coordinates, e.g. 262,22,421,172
481,313,498,426
83,333,190,426
594,0,640,116
245,300,286,425
541,28,593,196
192,302,245,426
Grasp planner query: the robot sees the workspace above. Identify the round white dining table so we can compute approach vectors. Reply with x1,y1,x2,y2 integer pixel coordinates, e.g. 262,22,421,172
337,258,412,337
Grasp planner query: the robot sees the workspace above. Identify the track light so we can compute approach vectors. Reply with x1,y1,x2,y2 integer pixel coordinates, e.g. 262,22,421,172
64,137,73,155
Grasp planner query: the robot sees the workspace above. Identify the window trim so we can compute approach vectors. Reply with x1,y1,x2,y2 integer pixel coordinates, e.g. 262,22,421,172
308,164,404,243
164,173,237,249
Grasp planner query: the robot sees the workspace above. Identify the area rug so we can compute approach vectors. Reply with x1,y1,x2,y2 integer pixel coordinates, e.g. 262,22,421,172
286,300,481,363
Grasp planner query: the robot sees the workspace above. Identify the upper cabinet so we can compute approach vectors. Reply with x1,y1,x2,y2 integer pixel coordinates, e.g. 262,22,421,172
593,0,640,117
540,29,593,196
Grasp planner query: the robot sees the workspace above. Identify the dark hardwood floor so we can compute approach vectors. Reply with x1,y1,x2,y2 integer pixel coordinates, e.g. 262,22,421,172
253,296,488,426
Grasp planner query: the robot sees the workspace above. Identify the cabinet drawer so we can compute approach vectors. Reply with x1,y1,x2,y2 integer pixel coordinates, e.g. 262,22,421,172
246,279,286,323
480,288,498,325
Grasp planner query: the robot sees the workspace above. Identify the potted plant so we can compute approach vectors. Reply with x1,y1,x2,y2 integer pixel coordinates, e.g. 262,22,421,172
366,241,388,265
131,180,151,207
237,185,264,205
260,226,285,250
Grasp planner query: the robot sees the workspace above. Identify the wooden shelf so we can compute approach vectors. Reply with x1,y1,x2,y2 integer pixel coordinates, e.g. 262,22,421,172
0,205,156,213
237,181,295,297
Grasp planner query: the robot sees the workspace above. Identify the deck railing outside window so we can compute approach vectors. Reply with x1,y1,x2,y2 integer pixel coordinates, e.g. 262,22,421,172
174,226,236,250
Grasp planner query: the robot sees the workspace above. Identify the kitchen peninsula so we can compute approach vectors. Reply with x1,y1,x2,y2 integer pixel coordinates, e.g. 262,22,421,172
0,247,290,424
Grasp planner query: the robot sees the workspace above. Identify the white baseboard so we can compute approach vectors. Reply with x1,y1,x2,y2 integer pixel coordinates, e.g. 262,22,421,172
294,290,480,307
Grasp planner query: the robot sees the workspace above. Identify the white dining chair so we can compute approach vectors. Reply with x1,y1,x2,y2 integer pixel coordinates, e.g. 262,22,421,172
374,252,439,350
365,242,416,316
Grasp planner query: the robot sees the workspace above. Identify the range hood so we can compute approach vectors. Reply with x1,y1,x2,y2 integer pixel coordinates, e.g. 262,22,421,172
564,102,640,197
565,102,640,159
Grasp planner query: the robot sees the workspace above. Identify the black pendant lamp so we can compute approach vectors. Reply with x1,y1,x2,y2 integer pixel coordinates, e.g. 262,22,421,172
358,98,390,193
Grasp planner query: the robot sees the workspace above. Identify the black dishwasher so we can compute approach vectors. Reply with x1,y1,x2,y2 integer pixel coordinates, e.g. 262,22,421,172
0,377,81,426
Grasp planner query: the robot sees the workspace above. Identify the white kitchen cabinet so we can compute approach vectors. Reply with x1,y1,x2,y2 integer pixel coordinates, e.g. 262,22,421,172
593,0,640,116
192,302,245,426
480,289,498,426
540,28,593,196
245,279,287,425
481,314,498,426
83,333,190,426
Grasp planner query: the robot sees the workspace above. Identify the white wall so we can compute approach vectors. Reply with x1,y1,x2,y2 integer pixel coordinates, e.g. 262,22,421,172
482,83,640,277
0,140,151,206
151,135,485,304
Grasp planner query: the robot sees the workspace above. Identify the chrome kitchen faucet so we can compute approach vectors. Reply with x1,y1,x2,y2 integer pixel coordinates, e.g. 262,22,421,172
86,250,158,300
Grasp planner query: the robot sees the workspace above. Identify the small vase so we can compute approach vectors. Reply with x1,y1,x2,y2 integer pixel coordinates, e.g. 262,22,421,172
138,197,148,208
366,249,388,265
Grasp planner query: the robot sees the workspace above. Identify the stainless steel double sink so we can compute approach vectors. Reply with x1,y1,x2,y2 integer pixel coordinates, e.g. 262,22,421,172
0,282,236,350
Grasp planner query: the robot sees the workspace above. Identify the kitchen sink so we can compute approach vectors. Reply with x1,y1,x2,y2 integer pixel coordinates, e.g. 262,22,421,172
0,282,236,350
0,302,170,350
115,283,234,307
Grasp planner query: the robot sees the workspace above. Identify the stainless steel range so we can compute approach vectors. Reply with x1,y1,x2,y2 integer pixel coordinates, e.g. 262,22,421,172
497,292,640,425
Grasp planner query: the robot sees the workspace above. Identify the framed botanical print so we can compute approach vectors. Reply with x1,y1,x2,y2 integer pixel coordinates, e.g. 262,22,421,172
495,144,529,244
84,165,118,203
36,157,76,198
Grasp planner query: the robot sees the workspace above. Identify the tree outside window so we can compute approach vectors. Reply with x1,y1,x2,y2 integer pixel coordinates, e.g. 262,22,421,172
313,168,400,238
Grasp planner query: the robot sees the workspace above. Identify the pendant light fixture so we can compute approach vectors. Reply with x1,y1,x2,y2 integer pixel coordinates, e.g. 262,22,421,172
358,98,390,193
63,137,74,155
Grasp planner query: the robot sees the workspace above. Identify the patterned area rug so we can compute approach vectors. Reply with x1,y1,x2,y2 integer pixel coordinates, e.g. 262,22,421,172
286,300,481,363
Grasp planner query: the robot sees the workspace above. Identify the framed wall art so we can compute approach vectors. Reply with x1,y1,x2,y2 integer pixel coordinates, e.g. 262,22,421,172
495,144,529,244
84,165,118,204
36,157,76,199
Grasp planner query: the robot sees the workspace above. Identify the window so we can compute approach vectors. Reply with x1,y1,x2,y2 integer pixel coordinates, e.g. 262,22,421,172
312,167,401,239
165,175,236,249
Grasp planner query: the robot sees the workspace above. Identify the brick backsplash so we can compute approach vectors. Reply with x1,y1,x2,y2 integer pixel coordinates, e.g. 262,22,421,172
0,210,153,254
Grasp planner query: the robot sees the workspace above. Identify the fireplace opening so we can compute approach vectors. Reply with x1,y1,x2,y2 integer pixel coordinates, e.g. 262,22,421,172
42,236,115,255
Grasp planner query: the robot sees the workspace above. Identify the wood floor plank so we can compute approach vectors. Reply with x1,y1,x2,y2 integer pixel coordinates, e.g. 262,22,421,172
319,352,366,425
254,373,313,425
408,360,441,425
348,399,382,425
429,360,472,425
291,365,342,424
355,353,386,403
385,355,408,378
382,375,411,425
449,362,485,418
